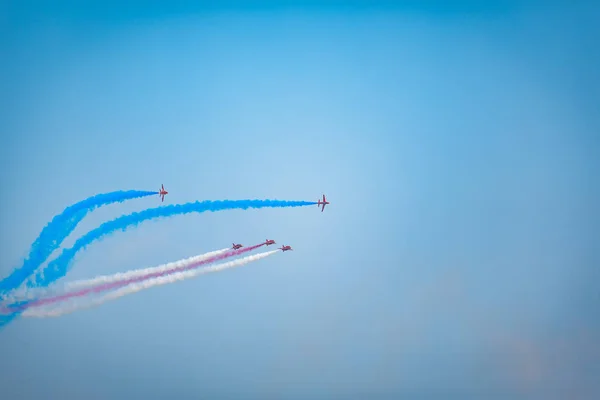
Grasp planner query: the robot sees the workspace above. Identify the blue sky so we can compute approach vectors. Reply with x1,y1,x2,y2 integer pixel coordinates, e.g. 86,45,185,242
1,1,599,399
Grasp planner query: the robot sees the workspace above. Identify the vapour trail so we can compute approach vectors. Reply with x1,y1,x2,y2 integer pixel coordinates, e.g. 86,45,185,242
1,248,231,304
64,248,231,290
0,190,158,296
23,250,279,318
11,243,265,312
34,199,315,287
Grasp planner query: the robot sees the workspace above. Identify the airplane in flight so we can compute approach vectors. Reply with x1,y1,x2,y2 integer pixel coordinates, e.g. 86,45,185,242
279,245,293,252
232,243,243,250
159,184,168,202
264,239,276,246
317,194,330,212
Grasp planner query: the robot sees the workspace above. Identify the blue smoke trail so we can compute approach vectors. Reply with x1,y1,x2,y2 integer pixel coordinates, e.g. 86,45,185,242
0,199,315,330
0,314,14,330
0,190,158,296
35,199,316,287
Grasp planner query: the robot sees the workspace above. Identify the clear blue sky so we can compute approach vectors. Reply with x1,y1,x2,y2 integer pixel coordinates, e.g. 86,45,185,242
1,1,599,398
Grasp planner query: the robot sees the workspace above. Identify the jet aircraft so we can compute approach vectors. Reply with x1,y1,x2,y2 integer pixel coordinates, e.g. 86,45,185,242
317,194,329,212
159,184,168,202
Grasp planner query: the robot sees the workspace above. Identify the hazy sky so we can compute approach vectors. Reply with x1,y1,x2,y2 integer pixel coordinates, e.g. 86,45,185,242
1,1,599,399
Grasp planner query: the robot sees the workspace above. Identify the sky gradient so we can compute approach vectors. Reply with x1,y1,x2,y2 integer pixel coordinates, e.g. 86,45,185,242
1,1,599,399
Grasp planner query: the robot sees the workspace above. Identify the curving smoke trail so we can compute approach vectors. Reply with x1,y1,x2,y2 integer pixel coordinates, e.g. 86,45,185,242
2,248,231,304
23,250,279,318
11,243,265,312
64,248,231,290
0,190,158,296
34,199,315,287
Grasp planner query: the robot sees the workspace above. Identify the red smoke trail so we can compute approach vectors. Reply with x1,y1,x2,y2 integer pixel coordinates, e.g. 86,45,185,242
10,243,265,312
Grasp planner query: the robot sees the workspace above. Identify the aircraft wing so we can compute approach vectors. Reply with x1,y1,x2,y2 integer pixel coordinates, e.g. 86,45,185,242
321,203,325,212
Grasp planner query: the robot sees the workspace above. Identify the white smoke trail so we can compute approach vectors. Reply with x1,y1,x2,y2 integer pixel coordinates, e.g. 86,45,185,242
1,248,229,305
22,250,279,318
63,248,230,290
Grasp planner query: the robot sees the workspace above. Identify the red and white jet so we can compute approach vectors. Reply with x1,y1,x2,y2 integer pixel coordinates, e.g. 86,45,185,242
232,243,243,250
159,184,168,202
279,245,293,252
317,194,330,212
264,239,276,246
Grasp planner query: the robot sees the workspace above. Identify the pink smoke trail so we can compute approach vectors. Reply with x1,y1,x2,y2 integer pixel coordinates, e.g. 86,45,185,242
9,243,265,312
